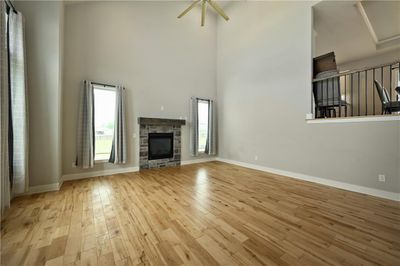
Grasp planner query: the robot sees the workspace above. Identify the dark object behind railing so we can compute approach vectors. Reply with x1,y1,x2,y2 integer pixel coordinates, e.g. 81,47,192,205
396,86,400,96
374,80,400,114
313,52,337,77
312,60,400,118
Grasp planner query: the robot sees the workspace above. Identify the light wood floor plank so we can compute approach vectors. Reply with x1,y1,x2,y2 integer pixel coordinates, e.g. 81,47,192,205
1,161,400,265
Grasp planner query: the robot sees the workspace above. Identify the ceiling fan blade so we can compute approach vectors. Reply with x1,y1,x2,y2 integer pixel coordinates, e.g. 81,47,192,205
207,0,229,21
201,0,207,26
177,0,201,18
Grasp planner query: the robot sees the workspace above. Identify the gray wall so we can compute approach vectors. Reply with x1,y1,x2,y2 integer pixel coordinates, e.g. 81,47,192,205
217,1,400,193
16,1,399,194
15,1,64,187
62,1,217,175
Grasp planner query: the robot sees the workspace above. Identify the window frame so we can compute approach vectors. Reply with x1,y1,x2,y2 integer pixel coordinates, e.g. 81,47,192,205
197,99,210,154
93,85,117,163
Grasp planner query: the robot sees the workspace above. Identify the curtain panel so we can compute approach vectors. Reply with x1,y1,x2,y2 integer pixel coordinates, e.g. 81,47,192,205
109,86,126,164
205,100,217,155
76,80,95,168
9,11,28,195
1,1,11,214
190,97,199,156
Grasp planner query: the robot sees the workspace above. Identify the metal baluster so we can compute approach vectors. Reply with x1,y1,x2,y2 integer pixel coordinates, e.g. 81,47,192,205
338,77,341,117
381,66,384,114
325,79,329,117
389,65,392,101
365,70,367,116
396,62,400,101
351,73,354,117
373,68,375,115
358,72,360,116
321,78,324,118
330,78,333,117
344,75,347,117
311,85,314,117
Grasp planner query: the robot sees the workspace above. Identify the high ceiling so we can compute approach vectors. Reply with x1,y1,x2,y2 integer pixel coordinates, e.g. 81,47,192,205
313,0,400,65
363,0,400,41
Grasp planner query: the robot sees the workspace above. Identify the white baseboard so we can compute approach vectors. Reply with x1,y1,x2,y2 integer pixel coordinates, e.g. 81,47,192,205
61,158,216,182
62,166,140,182
216,157,400,202
21,158,398,201
181,157,216,165
27,182,61,195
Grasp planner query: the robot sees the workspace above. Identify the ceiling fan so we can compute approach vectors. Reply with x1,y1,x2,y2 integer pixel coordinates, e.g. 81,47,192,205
178,0,229,27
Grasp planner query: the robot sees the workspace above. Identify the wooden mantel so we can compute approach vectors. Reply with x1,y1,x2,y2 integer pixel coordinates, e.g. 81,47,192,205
137,117,186,126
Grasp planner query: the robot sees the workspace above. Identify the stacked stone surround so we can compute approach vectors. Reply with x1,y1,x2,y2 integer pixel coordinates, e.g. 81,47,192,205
138,117,186,170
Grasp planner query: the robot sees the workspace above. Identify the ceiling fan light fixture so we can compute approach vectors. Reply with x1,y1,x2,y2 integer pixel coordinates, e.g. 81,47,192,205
178,0,230,27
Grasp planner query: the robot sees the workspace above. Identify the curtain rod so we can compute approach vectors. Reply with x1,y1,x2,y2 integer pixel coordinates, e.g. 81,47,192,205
192,97,212,102
92,81,116,88
5,0,17,14
91,81,126,90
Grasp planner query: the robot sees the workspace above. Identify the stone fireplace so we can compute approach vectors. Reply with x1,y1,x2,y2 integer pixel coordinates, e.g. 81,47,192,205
138,117,186,169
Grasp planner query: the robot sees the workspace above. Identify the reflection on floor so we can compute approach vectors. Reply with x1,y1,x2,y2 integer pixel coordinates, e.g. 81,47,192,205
1,161,400,265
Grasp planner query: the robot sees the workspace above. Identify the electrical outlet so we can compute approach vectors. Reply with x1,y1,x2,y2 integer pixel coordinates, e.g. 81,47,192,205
378,174,385,182
160,105,164,111
132,133,137,139
254,155,258,161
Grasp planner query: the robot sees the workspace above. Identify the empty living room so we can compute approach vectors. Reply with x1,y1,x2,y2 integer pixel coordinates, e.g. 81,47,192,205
1,0,399,265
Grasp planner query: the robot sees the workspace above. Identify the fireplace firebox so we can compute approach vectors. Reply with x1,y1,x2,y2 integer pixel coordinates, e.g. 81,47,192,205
148,133,174,160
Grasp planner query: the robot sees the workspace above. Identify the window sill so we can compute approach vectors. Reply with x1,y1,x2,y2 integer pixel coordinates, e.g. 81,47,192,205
306,114,400,124
95,159,109,164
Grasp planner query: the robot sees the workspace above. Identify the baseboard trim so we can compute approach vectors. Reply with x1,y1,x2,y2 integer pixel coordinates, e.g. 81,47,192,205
62,166,140,182
27,183,61,195
216,157,400,201
21,158,397,201
61,158,216,183
181,157,216,165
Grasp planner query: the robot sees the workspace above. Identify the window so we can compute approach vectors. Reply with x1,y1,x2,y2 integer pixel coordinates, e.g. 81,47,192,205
197,100,209,153
94,87,116,161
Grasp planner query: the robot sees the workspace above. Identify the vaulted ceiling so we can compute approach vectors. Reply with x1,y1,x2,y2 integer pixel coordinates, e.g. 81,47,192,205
313,0,400,65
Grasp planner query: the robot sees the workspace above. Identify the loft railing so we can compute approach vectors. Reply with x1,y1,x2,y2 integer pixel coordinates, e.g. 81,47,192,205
311,61,400,118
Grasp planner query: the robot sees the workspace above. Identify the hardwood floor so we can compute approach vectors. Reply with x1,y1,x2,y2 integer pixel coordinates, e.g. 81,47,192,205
1,161,400,266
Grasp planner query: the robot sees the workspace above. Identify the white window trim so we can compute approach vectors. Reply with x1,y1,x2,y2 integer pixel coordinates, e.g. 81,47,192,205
95,159,109,163
197,99,210,154
93,86,116,162
93,85,116,91
306,114,400,124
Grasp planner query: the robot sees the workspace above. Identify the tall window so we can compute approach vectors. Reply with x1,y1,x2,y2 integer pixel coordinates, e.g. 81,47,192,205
93,86,116,161
197,100,209,153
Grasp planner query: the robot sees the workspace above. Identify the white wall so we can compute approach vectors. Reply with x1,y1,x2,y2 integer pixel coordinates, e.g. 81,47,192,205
217,1,400,193
338,48,400,71
62,1,217,175
14,1,64,187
